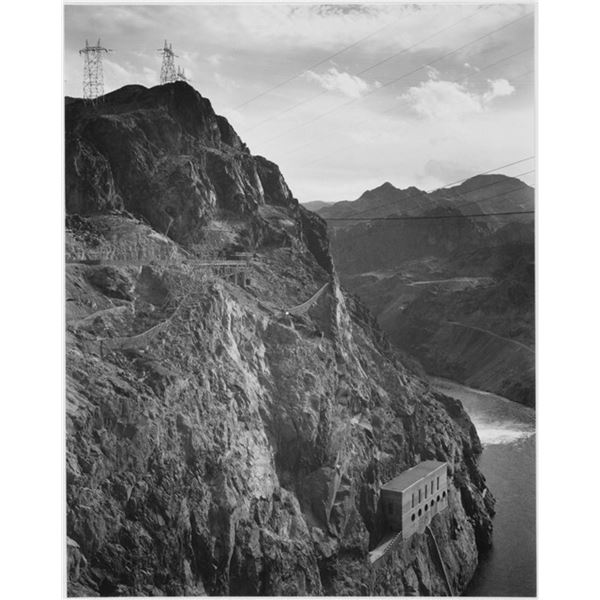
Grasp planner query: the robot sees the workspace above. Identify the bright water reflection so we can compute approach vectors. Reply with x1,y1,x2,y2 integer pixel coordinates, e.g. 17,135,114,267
432,378,536,597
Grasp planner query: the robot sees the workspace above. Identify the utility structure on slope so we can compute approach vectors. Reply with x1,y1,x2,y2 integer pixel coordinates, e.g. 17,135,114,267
369,461,449,566
157,40,177,84
381,460,448,537
79,39,111,100
176,66,190,83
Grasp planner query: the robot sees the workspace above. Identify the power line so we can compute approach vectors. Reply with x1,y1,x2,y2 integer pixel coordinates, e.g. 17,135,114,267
233,15,402,110
325,156,535,221
462,51,532,85
243,6,484,132
355,6,486,77
274,46,534,163
459,44,533,83
278,10,533,144
325,210,533,222
429,159,534,193
347,174,535,221
438,168,535,200
324,181,535,222
321,175,535,225
511,68,534,82
258,10,534,146
445,170,534,213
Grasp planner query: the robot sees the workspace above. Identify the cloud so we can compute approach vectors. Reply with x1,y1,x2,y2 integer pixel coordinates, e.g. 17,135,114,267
142,67,157,85
101,59,158,89
310,4,379,17
227,3,395,51
464,62,480,72
222,107,247,129
425,66,441,80
400,77,515,120
207,54,223,67
422,159,473,184
482,78,515,102
214,72,240,91
219,3,527,54
304,67,378,98
63,3,533,203
401,79,482,119
103,58,131,80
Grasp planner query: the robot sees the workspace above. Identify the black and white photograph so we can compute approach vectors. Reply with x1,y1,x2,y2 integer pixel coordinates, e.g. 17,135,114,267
63,1,537,596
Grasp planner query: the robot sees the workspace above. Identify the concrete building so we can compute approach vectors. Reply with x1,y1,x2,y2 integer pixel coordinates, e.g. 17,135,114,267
381,460,448,538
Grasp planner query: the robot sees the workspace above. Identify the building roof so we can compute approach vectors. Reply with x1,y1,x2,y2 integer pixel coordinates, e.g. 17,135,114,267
381,460,447,493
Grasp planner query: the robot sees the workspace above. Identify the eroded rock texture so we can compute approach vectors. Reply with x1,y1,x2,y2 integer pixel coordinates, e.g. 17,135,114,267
66,83,494,596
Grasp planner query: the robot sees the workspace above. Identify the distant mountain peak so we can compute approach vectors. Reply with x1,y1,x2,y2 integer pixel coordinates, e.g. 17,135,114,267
453,173,531,193
320,171,534,226
370,181,398,193
379,181,396,190
358,181,399,202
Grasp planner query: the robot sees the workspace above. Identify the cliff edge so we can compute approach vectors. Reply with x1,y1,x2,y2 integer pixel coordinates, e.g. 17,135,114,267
65,82,494,596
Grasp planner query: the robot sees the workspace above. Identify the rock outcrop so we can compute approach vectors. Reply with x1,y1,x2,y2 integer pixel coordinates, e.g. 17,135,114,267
66,82,494,596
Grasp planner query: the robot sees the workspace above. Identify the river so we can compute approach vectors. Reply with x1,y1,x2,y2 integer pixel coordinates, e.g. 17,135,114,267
431,378,536,597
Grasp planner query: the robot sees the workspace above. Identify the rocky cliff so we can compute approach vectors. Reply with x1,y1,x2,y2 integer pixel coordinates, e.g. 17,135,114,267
65,82,494,596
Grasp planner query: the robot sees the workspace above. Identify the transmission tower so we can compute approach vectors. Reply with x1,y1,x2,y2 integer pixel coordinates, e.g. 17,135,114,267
79,39,111,100
157,40,177,84
176,66,190,83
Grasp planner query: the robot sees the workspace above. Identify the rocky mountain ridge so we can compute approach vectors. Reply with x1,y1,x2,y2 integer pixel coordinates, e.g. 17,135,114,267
315,178,535,407
302,200,332,212
65,82,494,596
317,174,533,231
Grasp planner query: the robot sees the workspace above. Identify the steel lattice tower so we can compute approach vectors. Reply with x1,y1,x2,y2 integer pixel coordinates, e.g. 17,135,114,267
157,40,177,84
79,39,110,100
176,66,190,83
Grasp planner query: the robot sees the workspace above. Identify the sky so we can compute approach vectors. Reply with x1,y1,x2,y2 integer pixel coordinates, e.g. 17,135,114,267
64,2,535,204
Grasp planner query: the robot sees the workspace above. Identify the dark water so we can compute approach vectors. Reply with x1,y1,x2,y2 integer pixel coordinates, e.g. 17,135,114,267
432,378,536,597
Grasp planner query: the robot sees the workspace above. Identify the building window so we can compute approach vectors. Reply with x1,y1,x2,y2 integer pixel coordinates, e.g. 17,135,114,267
418,489,421,503
425,486,428,499
442,491,447,499
425,503,428,511
437,476,440,490
431,481,434,494
412,493,415,508
418,508,422,517
437,495,440,502
431,500,434,507
411,513,416,522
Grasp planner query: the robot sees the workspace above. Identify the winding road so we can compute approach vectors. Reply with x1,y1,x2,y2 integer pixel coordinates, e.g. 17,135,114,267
444,321,534,354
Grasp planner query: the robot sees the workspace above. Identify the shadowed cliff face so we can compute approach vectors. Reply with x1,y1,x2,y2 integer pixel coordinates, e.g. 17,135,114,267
67,82,308,253
382,242,535,407
328,206,488,275
336,234,535,407
65,83,494,596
